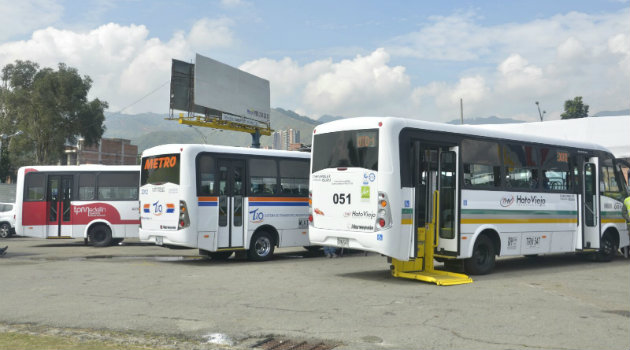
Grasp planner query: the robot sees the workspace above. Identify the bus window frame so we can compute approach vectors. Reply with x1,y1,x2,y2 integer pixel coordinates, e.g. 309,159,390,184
195,152,310,198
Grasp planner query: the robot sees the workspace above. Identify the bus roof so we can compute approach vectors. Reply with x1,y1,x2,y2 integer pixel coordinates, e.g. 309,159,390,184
313,116,612,154
141,144,311,159
18,164,140,173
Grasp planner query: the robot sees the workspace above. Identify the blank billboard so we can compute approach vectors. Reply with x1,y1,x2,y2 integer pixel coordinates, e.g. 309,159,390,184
194,54,270,127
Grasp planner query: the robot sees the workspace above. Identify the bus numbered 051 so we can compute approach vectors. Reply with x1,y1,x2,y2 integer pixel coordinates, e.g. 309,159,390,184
139,144,311,261
308,117,629,275
15,165,140,246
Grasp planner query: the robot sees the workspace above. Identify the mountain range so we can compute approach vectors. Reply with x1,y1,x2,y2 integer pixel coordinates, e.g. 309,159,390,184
104,108,629,153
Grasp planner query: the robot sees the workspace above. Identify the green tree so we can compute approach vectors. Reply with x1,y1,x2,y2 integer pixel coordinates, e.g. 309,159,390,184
0,60,107,172
561,96,589,120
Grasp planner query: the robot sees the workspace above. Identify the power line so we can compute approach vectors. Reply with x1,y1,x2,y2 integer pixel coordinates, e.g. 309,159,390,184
114,80,170,114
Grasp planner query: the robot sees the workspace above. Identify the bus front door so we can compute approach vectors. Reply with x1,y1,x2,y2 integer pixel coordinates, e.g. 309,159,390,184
46,175,73,237
582,159,600,249
217,159,245,249
436,147,459,255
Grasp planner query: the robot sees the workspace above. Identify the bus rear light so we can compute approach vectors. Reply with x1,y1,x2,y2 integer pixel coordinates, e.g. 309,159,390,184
178,200,190,229
376,191,392,231
308,190,313,225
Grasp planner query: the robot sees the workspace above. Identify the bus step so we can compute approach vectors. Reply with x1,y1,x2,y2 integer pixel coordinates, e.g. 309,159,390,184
46,236,73,239
394,269,473,286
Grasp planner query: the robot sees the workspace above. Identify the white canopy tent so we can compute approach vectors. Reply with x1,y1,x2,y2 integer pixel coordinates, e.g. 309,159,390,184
477,116,630,160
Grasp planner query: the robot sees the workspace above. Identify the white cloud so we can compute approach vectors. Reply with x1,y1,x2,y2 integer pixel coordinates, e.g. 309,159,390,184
0,18,235,114
187,18,235,51
241,48,411,118
0,6,627,123
0,0,62,41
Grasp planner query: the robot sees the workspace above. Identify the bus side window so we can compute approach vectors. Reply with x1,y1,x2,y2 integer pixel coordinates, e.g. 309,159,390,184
25,172,46,201
540,148,570,192
197,154,217,196
503,144,539,190
461,139,501,188
249,158,278,196
78,173,96,200
279,159,309,196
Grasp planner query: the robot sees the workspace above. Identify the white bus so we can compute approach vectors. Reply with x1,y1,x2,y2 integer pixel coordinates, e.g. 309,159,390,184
139,144,311,261
15,165,140,246
309,117,629,275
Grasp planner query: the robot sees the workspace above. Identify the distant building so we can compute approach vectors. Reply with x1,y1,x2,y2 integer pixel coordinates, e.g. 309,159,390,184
272,129,301,150
64,138,138,165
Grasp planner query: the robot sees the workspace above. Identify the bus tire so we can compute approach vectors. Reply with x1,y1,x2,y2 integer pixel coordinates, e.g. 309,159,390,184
464,235,495,275
248,231,275,261
0,223,11,238
597,231,618,262
90,225,112,247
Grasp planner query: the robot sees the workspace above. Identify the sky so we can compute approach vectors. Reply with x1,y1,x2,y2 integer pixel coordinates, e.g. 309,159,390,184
0,0,628,123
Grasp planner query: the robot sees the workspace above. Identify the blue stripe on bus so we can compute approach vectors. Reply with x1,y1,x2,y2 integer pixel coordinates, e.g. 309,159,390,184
166,208,175,213
198,202,218,206
249,202,309,206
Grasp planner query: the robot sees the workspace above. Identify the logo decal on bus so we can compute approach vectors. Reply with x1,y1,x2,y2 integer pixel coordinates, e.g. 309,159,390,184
314,208,325,216
500,195,514,207
361,186,370,200
249,208,264,223
74,206,107,217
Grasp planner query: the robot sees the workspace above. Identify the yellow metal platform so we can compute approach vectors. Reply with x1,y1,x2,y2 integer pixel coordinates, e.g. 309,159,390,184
390,191,472,286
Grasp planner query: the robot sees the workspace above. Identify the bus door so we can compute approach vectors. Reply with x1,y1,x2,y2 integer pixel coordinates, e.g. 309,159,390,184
46,175,73,237
582,158,600,249
414,143,459,257
217,159,245,248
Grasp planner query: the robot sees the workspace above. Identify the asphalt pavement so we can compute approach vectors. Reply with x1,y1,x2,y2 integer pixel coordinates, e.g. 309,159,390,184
0,237,628,350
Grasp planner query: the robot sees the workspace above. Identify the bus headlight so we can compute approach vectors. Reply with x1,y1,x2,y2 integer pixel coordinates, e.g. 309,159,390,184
179,200,190,229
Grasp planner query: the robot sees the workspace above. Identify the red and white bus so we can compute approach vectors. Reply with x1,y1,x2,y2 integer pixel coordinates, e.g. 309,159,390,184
15,165,140,246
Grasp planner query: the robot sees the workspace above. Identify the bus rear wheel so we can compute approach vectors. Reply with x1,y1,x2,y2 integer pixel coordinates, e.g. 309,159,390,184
200,250,233,260
596,232,618,262
248,231,275,261
464,235,496,275
90,225,112,247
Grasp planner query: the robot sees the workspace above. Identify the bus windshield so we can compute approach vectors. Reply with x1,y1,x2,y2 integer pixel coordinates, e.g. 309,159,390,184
311,129,379,173
141,154,180,186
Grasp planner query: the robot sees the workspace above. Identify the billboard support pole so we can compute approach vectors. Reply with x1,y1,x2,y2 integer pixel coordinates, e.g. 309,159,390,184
251,129,261,149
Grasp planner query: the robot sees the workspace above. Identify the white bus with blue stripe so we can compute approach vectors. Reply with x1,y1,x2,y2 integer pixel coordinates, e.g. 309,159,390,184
139,144,311,261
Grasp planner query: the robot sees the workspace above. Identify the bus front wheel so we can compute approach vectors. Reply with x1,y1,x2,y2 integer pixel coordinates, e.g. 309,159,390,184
0,223,11,238
248,231,275,261
464,235,496,275
90,225,112,247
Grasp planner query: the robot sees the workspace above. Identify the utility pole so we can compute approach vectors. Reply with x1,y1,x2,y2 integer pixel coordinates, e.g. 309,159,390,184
460,98,464,125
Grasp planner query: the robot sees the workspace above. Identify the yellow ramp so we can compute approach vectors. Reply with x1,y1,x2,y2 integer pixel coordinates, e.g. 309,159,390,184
390,194,473,286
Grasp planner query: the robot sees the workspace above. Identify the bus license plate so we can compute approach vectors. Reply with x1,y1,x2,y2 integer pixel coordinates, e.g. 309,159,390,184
155,236,163,246
337,237,349,247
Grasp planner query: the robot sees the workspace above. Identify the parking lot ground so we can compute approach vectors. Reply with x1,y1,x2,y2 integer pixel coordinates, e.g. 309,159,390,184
0,237,629,350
